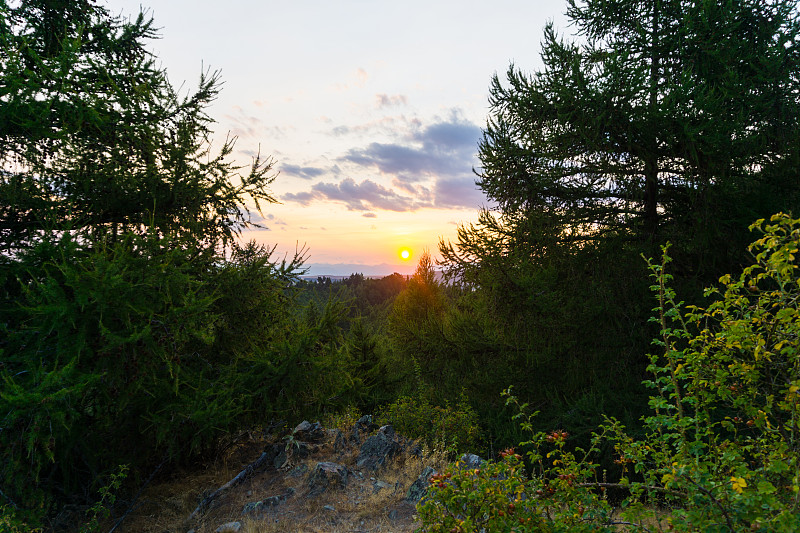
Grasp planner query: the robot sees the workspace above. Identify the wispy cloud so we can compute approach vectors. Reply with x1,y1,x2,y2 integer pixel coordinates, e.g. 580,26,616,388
283,178,431,212
339,111,481,182
330,115,422,138
248,212,289,228
375,93,407,108
434,176,484,209
330,68,369,91
280,163,329,180
265,213,288,226
224,106,289,141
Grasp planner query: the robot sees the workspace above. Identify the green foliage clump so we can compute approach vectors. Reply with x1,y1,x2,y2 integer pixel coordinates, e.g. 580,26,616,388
418,213,800,532
380,394,482,456
379,362,482,455
416,436,616,533
608,213,800,531
0,235,349,523
0,2,356,526
0,505,39,533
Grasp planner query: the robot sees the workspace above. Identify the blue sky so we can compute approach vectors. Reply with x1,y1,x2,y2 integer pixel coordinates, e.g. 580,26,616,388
105,0,569,271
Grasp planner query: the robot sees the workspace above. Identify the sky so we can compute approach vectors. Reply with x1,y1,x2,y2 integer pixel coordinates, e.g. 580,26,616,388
105,0,570,274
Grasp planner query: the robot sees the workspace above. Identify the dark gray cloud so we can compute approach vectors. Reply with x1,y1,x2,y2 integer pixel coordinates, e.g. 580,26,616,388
282,111,485,212
280,163,327,180
283,178,431,212
246,212,288,228
415,120,482,153
342,143,440,179
340,113,482,182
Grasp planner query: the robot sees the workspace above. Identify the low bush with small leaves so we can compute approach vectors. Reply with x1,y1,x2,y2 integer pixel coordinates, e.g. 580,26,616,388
380,392,483,456
417,213,800,532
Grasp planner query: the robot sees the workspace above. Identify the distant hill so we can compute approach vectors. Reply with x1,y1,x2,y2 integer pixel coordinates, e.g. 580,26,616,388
302,263,416,278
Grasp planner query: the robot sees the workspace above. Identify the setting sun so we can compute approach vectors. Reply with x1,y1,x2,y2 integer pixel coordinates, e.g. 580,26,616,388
400,249,411,260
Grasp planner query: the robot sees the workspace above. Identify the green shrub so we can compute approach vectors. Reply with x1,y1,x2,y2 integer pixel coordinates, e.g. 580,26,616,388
418,213,800,532
606,214,800,531
416,440,616,533
0,505,39,533
0,236,348,525
380,386,482,455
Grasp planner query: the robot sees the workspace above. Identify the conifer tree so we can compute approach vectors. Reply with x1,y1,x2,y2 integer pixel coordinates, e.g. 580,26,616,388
448,0,800,275
0,2,297,525
0,0,275,256
438,0,800,446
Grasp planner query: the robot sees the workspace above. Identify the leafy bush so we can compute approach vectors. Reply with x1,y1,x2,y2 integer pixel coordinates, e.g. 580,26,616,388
0,236,350,525
379,366,482,455
416,443,617,533
0,505,38,533
417,213,800,532
607,214,800,531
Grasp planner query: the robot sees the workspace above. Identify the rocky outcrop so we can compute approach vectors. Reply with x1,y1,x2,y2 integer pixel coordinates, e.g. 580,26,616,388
406,466,437,503
214,521,241,532
241,488,295,516
185,415,431,532
357,424,402,471
308,461,349,496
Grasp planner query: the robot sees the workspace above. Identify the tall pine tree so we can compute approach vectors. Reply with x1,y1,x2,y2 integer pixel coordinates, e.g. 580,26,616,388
448,0,800,277
438,0,800,446
0,0,276,256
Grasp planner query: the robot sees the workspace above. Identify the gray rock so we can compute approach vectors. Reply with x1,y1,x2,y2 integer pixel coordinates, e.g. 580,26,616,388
458,453,485,469
357,424,401,471
215,522,241,533
373,479,393,493
407,466,437,503
351,414,378,442
241,488,295,516
273,449,286,469
308,462,349,496
323,504,335,511
332,428,347,452
292,420,325,442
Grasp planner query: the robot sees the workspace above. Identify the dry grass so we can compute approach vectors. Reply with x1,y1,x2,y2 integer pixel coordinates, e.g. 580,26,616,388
103,425,451,533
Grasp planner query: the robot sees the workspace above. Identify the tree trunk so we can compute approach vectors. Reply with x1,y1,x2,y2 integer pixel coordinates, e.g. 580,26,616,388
644,0,661,240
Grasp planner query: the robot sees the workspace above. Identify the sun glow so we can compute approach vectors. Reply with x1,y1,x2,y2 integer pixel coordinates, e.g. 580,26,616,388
400,249,411,260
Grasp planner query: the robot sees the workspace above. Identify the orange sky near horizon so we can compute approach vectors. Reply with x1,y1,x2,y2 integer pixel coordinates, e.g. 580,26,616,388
104,0,569,273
